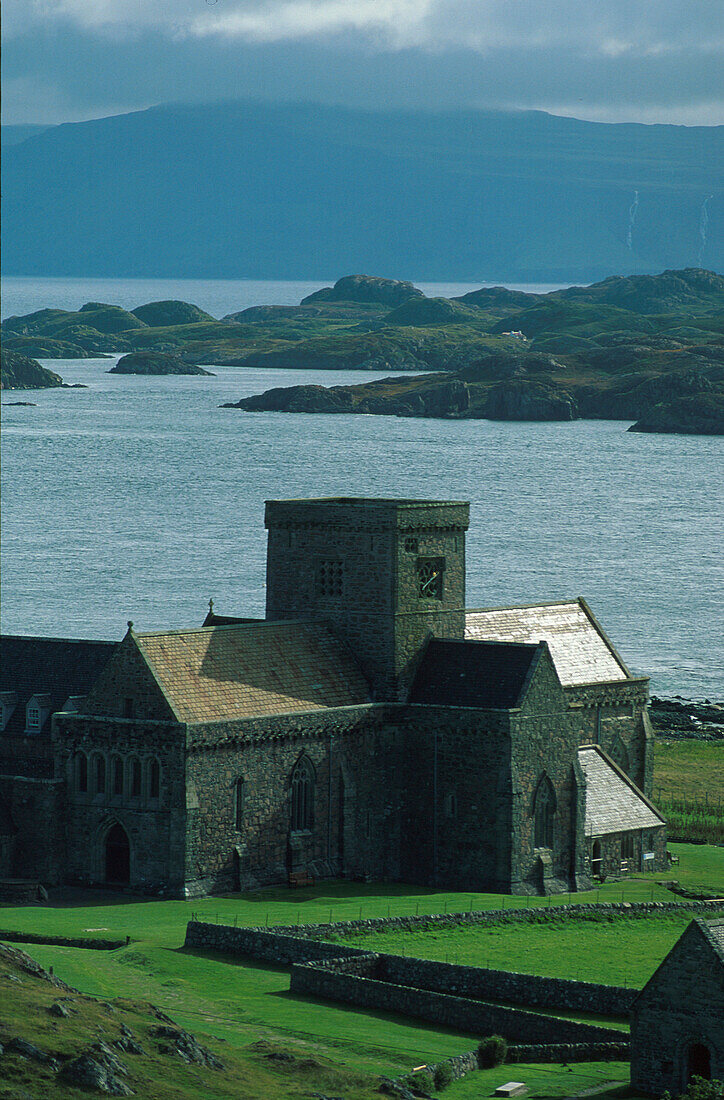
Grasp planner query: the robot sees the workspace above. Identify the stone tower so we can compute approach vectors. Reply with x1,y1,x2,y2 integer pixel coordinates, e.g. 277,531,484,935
264,498,470,700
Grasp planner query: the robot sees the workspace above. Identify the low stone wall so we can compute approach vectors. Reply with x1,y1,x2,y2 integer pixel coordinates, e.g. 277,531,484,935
258,897,724,941
508,1041,630,1063
290,955,622,1044
0,929,126,950
379,954,633,1016
185,921,369,965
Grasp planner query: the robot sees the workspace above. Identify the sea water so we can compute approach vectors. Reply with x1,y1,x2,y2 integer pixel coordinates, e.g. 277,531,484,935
1,278,722,698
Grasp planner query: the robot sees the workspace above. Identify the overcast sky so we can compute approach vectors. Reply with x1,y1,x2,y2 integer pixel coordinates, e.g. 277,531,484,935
2,0,723,126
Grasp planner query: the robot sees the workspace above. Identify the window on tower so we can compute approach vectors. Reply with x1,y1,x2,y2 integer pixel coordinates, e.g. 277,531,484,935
417,557,444,600
316,560,343,598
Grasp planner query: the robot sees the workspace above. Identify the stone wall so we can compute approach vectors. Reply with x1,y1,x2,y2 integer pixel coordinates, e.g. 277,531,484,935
264,498,469,700
631,921,724,1096
0,774,65,883
566,680,651,796
53,714,187,894
289,954,622,1044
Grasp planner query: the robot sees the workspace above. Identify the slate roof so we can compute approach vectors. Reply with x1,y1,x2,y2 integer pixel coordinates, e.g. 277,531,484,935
409,639,541,710
578,745,664,836
0,635,118,735
701,918,724,961
465,599,630,687
133,621,371,723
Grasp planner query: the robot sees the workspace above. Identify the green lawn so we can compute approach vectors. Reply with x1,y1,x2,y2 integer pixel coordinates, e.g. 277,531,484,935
654,740,724,804
0,844,720,1087
335,908,721,988
444,1061,635,1099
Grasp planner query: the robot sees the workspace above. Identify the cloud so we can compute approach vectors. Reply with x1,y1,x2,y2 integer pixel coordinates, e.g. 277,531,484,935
2,0,722,125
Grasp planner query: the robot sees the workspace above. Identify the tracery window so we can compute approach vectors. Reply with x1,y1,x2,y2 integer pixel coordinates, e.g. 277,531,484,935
621,833,635,860
316,561,343,598
111,755,124,797
75,751,88,793
534,774,556,849
417,557,444,600
234,777,244,829
129,757,142,799
291,757,314,832
149,758,161,801
94,753,106,796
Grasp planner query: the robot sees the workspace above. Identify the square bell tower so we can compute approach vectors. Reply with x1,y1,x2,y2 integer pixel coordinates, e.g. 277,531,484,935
264,497,470,700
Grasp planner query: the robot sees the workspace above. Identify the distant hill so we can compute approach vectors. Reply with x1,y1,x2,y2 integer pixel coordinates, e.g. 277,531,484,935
2,102,721,281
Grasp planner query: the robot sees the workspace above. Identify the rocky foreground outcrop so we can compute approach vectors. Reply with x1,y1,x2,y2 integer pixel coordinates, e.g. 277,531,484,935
109,352,214,376
1,347,64,389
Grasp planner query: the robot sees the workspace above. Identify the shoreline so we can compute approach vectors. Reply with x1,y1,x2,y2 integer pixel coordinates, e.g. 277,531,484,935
650,697,723,741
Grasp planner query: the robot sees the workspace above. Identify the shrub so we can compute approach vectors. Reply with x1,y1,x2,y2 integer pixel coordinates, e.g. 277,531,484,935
433,1061,454,1089
675,1078,724,1100
478,1035,508,1068
403,1068,435,1095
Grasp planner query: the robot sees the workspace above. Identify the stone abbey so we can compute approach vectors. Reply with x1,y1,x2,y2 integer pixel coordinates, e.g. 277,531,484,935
0,497,666,897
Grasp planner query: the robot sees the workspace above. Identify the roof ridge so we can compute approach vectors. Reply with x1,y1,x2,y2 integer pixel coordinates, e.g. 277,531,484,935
466,599,580,614
135,618,323,639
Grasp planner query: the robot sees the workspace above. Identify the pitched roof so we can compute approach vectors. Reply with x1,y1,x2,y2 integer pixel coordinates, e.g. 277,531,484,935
409,639,541,710
578,745,664,836
0,635,117,735
465,599,630,687
133,621,370,723
700,918,724,961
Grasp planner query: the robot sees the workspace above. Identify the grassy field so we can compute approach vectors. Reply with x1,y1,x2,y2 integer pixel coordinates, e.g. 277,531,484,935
654,740,724,843
0,843,720,1094
334,908,722,987
444,1061,634,1099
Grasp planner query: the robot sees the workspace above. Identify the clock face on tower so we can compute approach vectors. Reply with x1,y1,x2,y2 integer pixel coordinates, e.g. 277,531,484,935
417,557,444,600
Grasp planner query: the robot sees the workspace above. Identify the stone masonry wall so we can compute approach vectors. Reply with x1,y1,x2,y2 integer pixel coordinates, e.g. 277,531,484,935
631,923,724,1096
53,714,187,894
511,651,586,893
0,775,65,883
289,954,622,1044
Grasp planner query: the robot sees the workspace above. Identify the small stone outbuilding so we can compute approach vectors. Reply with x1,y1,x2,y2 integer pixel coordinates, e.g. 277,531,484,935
631,917,724,1096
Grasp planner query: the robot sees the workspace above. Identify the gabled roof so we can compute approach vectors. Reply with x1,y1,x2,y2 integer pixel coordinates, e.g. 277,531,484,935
132,620,370,723
409,638,543,710
0,635,117,735
465,599,631,687
634,918,724,1005
578,745,664,836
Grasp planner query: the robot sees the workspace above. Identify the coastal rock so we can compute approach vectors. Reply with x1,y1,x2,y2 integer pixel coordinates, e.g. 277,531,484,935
628,392,724,435
0,348,64,390
480,379,578,421
226,384,353,412
302,275,424,308
109,352,214,376
130,300,214,327
1,336,91,359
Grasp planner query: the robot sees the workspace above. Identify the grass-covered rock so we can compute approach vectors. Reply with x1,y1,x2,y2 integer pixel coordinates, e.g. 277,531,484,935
130,300,215,327
302,274,424,308
384,297,484,326
1,348,64,389
628,392,724,435
109,351,214,376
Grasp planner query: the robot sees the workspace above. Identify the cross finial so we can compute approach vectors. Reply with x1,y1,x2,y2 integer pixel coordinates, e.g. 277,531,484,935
208,597,214,613
127,620,134,632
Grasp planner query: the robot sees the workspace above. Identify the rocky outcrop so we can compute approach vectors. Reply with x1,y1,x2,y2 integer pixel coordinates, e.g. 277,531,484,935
226,384,353,412
628,392,724,435
0,348,63,389
480,379,578,421
302,275,424,308
384,297,482,326
151,1026,224,1069
1,336,91,359
59,1043,134,1096
109,352,214,376
130,300,214,327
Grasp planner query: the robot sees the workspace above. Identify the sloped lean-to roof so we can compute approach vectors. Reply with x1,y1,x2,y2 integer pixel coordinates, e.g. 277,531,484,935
409,639,542,710
578,745,664,836
465,598,631,687
133,621,370,724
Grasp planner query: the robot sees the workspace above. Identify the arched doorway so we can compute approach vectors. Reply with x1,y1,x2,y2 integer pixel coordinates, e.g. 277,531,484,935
687,1043,711,1083
105,823,130,885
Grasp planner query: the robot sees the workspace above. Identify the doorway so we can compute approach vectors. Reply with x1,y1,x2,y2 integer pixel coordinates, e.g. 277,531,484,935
687,1043,711,1083
105,823,130,884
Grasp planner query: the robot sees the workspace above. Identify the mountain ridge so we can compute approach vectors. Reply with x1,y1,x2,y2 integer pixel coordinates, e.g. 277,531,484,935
2,101,721,281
